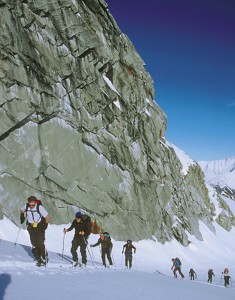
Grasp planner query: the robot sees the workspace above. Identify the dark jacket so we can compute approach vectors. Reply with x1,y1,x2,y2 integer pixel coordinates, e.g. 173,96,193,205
67,219,88,238
123,243,136,254
189,269,196,275
208,269,215,276
92,237,113,250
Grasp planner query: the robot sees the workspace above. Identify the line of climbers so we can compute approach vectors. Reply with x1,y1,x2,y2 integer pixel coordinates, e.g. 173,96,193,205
20,196,136,269
171,258,231,286
19,196,232,286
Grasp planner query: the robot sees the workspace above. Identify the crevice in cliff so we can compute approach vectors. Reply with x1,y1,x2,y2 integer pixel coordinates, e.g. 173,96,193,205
81,134,101,155
77,184,87,193
0,112,34,142
78,47,96,58
38,111,60,125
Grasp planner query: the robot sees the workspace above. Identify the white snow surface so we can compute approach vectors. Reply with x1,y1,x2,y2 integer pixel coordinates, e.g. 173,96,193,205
199,157,235,189
113,98,122,110
102,75,120,95
1,215,235,300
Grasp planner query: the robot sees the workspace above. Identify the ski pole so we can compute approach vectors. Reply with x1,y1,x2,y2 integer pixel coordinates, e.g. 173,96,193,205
90,245,95,266
111,252,115,266
83,237,94,266
62,231,66,262
87,245,94,266
12,227,21,256
220,273,223,285
44,239,48,267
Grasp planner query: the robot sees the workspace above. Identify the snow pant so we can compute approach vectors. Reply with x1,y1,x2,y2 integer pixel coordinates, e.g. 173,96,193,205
208,275,213,283
173,267,184,278
224,276,230,286
101,248,113,267
125,253,133,268
71,235,87,264
190,273,195,280
27,224,46,260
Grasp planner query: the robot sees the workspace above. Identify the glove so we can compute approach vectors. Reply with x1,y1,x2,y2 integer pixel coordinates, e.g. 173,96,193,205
90,244,93,247
43,223,48,230
20,213,25,224
122,251,124,254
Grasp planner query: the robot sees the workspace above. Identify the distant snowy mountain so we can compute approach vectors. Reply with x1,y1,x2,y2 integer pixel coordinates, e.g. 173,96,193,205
198,157,235,199
199,157,235,173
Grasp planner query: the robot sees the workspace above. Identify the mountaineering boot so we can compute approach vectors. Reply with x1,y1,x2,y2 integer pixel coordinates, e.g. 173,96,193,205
73,261,79,267
36,259,41,267
40,259,47,266
36,258,44,267
81,263,86,268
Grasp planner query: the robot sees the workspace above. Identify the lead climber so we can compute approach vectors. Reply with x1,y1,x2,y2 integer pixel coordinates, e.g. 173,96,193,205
20,196,50,266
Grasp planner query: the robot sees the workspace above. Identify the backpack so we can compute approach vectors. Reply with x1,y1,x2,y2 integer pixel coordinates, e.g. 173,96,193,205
81,215,92,236
175,257,181,267
103,232,111,240
91,219,101,234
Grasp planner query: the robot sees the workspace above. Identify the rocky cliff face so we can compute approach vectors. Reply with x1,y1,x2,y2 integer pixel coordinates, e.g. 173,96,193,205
0,0,214,243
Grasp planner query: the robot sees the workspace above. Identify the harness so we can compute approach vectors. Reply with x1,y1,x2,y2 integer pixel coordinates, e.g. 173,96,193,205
25,203,44,225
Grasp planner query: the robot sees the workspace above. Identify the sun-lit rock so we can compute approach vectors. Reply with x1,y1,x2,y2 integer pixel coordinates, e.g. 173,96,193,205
0,0,214,243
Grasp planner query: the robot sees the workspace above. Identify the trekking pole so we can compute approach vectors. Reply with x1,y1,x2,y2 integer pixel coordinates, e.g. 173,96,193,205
12,227,21,256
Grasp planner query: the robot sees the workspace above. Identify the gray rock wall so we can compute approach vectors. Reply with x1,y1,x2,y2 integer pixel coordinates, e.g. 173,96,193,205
0,0,214,243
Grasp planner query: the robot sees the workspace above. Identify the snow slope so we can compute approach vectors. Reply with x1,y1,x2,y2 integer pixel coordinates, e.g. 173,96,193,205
164,140,196,175
1,217,235,300
1,153,235,299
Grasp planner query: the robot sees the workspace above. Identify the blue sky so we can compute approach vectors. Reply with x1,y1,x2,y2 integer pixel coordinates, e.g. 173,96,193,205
106,0,235,161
